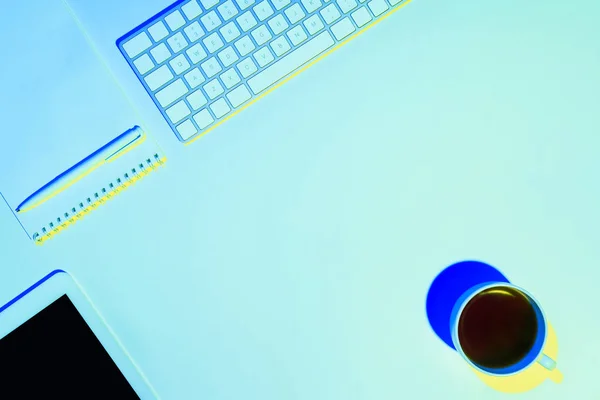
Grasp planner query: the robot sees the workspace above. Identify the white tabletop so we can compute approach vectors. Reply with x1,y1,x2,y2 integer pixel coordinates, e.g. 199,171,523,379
1,0,599,398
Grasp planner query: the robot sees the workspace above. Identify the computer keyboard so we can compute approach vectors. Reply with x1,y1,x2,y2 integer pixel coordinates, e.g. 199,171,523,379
118,0,409,143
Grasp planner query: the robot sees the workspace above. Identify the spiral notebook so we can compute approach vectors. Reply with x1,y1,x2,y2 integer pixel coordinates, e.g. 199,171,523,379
0,0,167,245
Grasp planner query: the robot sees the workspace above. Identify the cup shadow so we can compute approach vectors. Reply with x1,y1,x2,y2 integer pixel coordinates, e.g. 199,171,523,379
426,260,509,349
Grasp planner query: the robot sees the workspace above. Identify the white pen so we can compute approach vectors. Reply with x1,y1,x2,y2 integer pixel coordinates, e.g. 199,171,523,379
16,126,145,213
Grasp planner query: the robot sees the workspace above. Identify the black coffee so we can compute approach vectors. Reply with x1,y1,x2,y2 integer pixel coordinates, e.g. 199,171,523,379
457,286,538,369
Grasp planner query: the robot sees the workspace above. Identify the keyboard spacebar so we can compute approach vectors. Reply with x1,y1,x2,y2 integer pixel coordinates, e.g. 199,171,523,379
248,31,335,95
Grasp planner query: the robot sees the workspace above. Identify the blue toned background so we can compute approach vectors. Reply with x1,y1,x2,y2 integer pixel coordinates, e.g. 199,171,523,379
1,0,600,399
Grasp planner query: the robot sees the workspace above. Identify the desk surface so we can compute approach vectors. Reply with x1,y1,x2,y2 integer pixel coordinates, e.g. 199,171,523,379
2,0,600,398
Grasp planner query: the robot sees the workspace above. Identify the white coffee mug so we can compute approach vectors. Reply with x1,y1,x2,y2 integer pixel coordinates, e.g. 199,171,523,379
449,282,562,383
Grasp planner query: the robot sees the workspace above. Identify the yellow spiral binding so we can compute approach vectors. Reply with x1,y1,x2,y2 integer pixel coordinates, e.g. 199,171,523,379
32,154,166,245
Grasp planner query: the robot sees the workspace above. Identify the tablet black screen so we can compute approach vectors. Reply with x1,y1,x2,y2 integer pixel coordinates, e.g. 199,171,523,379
0,294,140,399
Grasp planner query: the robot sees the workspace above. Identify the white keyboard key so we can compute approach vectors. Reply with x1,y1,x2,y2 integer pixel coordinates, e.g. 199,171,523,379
253,1,274,21
210,98,231,118
268,14,289,36
123,32,151,58
150,43,172,63
251,25,272,46
337,0,358,13
237,11,258,32
248,31,334,94
167,32,188,53
201,11,222,31
144,64,174,91
389,0,402,5
253,46,275,67
170,54,191,74
287,25,308,46
133,54,154,75
177,119,198,140
234,36,256,56
237,57,258,78
220,22,241,42
156,79,188,107
187,89,208,109
235,0,255,10
184,67,206,88
182,1,203,19
304,14,325,35
320,4,341,24
218,0,239,20
220,68,241,89
227,84,251,107
194,109,214,128
331,17,355,40
270,36,291,57
368,0,388,16
200,57,222,77
218,46,239,67
184,21,205,42
351,7,371,27
149,21,169,41
186,43,208,64
301,0,322,13
166,100,191,123
201,0,219,9
203,32,224,53
271,0,290,10
203,78,225,99
285,4,306,24
166,10,186,30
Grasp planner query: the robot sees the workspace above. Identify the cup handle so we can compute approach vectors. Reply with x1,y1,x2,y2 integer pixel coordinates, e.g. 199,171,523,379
538,353,564,383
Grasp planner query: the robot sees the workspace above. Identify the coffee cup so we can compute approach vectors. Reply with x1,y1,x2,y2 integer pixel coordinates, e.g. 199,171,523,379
449,282,562,383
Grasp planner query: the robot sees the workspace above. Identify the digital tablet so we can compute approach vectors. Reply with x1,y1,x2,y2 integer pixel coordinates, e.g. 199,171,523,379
0,270,158,399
